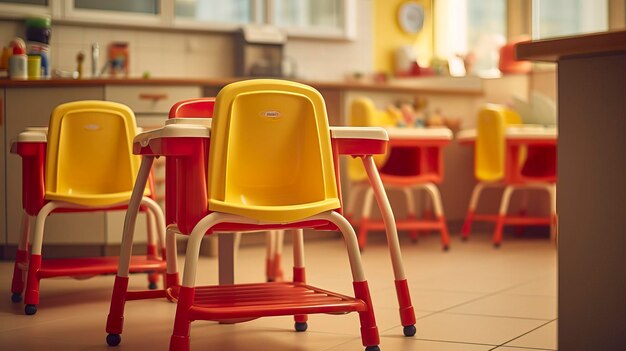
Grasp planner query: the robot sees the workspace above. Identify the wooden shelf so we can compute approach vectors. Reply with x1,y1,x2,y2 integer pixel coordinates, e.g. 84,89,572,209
516,30,626,62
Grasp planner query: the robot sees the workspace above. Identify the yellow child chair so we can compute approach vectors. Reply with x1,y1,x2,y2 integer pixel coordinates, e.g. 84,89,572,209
461,104,557,246
10,101,166,315
346,97,452,250
106,80,386,351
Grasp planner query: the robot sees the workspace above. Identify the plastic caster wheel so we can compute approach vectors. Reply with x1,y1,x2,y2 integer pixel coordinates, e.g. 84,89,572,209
403,324,416,336
106,333,121,346
148,282,158,290
11,293,22,303
25,304,37,315
294,322,308,332
365,346,380,351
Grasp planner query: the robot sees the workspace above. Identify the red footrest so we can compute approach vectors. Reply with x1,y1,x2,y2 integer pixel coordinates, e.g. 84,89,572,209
38,256,166,279
168,282,367,321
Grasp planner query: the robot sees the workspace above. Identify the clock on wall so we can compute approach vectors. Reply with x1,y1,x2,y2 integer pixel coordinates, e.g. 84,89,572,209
397,1,425,34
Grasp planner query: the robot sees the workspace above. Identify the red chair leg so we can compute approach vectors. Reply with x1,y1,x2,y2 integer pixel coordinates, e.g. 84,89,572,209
10,249,28,302
293,266,308,330
353,281,380,349
170,286,194,351
24,254,42,315
394,279,416,336
438,216,451,251
461,210,475,240
106,276,130,346
493,215,505,247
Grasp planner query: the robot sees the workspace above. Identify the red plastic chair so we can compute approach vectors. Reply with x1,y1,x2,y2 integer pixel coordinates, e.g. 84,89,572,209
345,98,452,250
9,101,166,315
106,79,417,351
167,98,284,282
460,105,557,246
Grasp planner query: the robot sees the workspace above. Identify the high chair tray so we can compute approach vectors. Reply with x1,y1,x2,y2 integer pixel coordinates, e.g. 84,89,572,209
37,256,166,279
166,282,368,320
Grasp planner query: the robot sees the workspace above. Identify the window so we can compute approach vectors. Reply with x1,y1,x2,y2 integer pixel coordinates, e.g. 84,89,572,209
532,0,608,39
74,0,159,15
175,0,256,25
435,0,507,77
272,0,343,31
0,0,47,4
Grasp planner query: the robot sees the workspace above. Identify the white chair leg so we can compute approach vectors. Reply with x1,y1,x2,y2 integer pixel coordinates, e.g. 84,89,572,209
493,185,516,247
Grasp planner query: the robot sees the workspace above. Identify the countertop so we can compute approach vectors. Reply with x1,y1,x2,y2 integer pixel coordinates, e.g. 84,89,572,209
0,76,485,96
516,30,626,62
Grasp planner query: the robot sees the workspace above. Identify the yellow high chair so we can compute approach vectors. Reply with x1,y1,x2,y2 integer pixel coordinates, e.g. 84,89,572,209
461,104,557,246
10,101,166,315
107,80,391,351
346,97,452,250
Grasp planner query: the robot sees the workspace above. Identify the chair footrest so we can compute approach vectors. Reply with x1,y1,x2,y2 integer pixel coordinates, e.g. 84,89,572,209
38,256,166,278
361,219,445,230
170,282,367,321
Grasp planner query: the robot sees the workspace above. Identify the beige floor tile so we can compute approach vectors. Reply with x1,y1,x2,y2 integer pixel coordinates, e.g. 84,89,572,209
446,293,557,320
411,312,547,345
505,320,557,350
326,336,494,351
0,234,559,351
502,277,557,297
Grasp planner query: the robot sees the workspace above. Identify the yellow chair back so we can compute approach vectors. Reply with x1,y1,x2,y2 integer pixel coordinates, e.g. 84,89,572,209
208,79,340,222
475,104,522,181
347,97,396,181
45,100,142,206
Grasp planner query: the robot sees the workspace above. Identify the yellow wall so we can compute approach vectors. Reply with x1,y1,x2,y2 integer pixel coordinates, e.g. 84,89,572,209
373,0,433,74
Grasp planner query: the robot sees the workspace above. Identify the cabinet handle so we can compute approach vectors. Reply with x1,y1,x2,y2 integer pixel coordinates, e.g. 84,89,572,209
139,93,168,101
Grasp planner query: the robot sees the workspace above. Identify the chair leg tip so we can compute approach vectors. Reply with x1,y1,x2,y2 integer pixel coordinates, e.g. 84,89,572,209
25,304,37,315
403,324,416,336
365,346,380,351
295,322,308,332
106,333,121,346
11,293,22,303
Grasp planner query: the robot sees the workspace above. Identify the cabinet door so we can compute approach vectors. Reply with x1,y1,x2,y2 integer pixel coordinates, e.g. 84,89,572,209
4,87,105,246
0,89,5,254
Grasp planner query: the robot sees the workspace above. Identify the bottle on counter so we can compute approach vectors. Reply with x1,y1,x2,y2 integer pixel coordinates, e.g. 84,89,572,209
25,16,51,78
9,38,28,80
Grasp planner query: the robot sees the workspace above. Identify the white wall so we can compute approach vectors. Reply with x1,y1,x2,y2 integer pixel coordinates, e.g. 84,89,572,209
0,1,372,81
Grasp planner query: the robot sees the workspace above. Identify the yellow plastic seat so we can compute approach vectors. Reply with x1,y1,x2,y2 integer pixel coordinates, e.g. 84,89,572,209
208,80,340,222
44,100,146,206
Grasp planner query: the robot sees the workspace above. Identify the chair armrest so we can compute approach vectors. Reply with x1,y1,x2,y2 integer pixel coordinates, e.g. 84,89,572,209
133,123,211,156
456,128,476,145
11,129,48,215
330,126,388,156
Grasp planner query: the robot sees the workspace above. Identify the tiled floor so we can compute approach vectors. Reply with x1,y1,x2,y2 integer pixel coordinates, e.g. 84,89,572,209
0,232,557,350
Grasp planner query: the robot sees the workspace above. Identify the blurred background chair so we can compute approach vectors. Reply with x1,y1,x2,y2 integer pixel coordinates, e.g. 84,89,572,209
10,100,166,315
346,97,452,251
461,104,557,247
168,97,284,282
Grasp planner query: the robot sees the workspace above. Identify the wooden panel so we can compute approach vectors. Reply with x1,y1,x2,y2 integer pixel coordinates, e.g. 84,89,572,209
558,53,626,349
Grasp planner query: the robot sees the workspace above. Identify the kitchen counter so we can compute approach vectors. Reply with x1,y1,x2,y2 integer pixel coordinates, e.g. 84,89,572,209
0,76,484,96
517,30,626,350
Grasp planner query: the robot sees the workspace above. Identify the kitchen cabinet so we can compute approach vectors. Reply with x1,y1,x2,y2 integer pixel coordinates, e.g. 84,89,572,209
0,89,5,252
